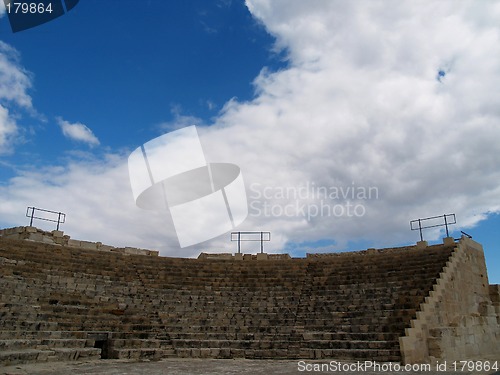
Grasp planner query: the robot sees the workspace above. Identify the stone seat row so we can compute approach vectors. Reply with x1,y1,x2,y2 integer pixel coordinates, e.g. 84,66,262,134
0,296,426,322
0,268,445,293
0,242,452,271
0,347,101,366
0,329,403,351
171,347,401,361
169,338,397,351
9,293,421,312
1,287,427,314
0,338,91,351
2,262,445,288
164,331,401,342
0,330,97,340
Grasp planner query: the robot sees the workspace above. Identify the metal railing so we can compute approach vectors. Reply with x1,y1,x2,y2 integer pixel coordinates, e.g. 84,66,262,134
26,206,66,231
460,231,472,239
410,213,456,242
231,231,271,254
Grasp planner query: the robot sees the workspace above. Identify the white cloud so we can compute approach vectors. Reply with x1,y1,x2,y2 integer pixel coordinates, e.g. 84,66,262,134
0,42,32,108
0,105,17,153
0,154,185,256
0,42,33,153
2,1,500,259
157,106,207,132
200,0,500,251
57,117,100,146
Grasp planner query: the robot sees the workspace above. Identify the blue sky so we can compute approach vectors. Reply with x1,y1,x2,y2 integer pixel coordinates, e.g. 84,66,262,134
0,1,499,283
0,0,284,172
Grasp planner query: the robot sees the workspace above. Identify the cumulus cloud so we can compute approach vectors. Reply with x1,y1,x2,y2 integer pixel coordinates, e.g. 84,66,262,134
0,153,185,255
57,117,100,146
0,106,17,153
0,42,33,153
0,42,33,108
157,106,207,132
199,0,500,252
1,0,500,261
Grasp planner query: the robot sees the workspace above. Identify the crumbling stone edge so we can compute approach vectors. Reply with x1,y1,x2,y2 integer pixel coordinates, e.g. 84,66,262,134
0,226,159,257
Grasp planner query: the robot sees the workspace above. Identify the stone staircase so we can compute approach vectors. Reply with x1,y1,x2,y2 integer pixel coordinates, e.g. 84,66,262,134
0,236,455,365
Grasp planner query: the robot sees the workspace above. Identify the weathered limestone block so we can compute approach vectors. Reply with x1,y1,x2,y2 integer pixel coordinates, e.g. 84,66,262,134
268,254,291,260
51,230,64,238
79,241,98,250
198,253,233,260
54,236,66,245
27,232,44,242
416,240,428,249
68,239,81,248
99,244,115,252
443,237,455,246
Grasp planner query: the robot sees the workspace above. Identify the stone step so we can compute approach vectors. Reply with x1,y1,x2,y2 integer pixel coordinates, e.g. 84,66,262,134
0,339,43,350
0,347,101,366
300,339,398,350
172,339,291,350
110,338,172,349
297,348,401,361
298,323,407,334
171,347,401,361
0,330,110,340
109,348,176,360
0,320,59,331
0,338,92,350
302,331,401,341
167,332,293,340
171,337,399,351
167,324,300,332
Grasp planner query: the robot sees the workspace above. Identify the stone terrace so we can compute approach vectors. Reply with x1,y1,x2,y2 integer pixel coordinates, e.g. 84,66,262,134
0,234,462,366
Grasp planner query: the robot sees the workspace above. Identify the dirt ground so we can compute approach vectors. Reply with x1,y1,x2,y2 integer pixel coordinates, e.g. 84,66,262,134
1,358,499,375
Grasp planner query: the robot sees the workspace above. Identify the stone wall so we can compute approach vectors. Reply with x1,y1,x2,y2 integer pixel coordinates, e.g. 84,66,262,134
0,226,158,257
490,285,500,323
399,237,500,363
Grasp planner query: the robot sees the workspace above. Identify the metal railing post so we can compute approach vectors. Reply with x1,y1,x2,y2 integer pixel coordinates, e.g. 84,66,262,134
238,232,241,254
260,232,263,254
30,207,35,227
444,214,449,237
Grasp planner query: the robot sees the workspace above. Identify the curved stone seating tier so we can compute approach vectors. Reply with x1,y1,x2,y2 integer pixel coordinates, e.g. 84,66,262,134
0,235,472,365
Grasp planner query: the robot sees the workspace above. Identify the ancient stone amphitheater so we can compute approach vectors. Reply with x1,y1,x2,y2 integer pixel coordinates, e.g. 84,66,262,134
0,226,499,367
